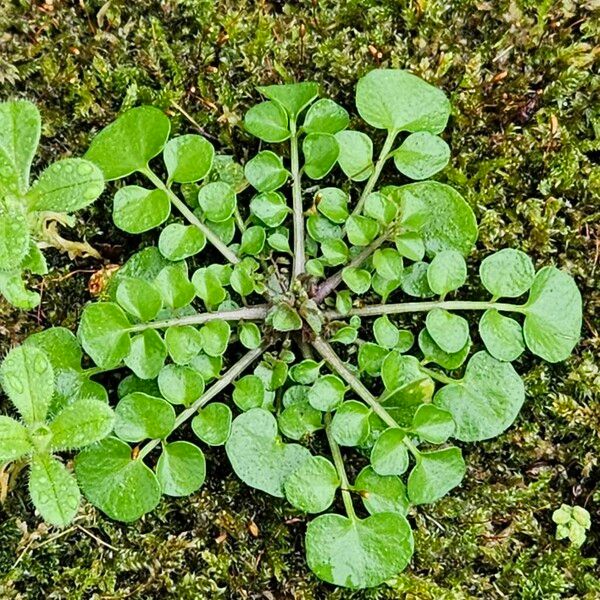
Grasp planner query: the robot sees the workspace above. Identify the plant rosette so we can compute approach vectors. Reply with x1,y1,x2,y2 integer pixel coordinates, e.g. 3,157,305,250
0,69,582,590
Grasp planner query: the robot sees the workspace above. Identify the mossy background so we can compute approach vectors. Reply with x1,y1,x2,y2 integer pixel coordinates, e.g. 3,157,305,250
1,0,599,597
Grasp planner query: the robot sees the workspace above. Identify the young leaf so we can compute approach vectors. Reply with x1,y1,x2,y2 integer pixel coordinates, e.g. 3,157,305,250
303,133,339,179
0,416,33,462
75,437,161,521
331,401,371,447
85,106,171,180
346,215,379,246
198,181,236,222
256,82,319,120
244,151,289,192
156,441,206,497
225,408,311,497
358,343,388,377
78,302,131,369
427,250,467,296
356,69,450,133
192,267,226,307
425,308,470,354
278,402,323,440
269,304,303,332
290,360,321,385
232,374,265,411
200,320,231,357
29,454,80,527
155,265,195,309
522,267,582,362
364,192,397,224
305,512,414,589
372,248,403,281
250,191,289,227
113,186,171,233
393,132,450,180
0,345,54,425
370,428,409,476
410,404,455,444
354,466,409,516
401,261,434,297
244,101,290,142
418,329,470,369
335,130,373,181
165,326,203,365
50,399,115,450
479,309,524,362
116,277,162,322
159,224,206,261
479,248,535,298
192,402,232,446
342,267,371,295
163,134,214,183
407,447,465,505
284,456,339,513
158,364,205,406
308,375,346,412
395,231,425,262
303,99,349,134
114,392,175,442
433,351,525,441
26,159,104,212
124,330,167,379
315,187,349,223
239,322,262,349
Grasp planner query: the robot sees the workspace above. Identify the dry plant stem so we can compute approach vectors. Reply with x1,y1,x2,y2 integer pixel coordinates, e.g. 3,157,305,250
138,346,265,459
325,413,356,519
312,232,389,303
351,129,398,216
311,336,420,458
290,121,305,279
127,305,268,333
142,167,240,265
324,299,522,319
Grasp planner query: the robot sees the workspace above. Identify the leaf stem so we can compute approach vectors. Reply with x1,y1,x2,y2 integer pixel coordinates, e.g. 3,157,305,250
352,129,398,216
127,305,268,333
418,365,457,385
324,299,522,320
324,413,356,520
142,167,240,265
312,232,389,303
138,346,265,459
289,121,305,279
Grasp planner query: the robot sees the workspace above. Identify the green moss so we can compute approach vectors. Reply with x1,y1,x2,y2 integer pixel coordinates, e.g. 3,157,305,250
0,0,598,597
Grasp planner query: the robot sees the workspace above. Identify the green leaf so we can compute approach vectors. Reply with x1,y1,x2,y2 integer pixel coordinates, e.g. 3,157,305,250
303,133,339,179
305,512,414,589
226,408,311,497
198,181,236,222
308,375,346,412
479,249,535,298
410,404,454,444
522,266,582,362
163,134,214,183
200,320,231,356
389,182,477,257
303,99,349,134
239,322,262,349
331,401,371,447
479,309,524,361
284,456,339,513
335,130,373,181
192,402,232,446
21,240,48,275
0,100,40,195
407,447,465,505
155,265,195,309
320,239,348,266
370,428,409,476
269,304,302,332
50,399,114,450
342,267,371,294
191,267,226,307
29,454,80,527
232,374,265,411
290,360,321,385
316,187,349,223
358,343,388,377
257,82,319,120
78,302,131,368
114,392,175,442
27,159,104,212
373,316,399,350
307,214,342,242
267,231,291,253
255,358,288,391
0,345,54,424
393,132,450,179
372,248,403,281
434,351,525,441
116,277,162,322
75,437,161,521
346,215,379,246
239,226,266,256
156,441,206,497
356,69,450,133
0,204,29,271
251,194,290,234
418,329,470,369
401,261,434,297
165,325,203,365
189,352,222,383
395,231,425,261
245,101,290,142
427,250,467,296
278,402,323,440
245,151,289,192
158,364,205,406
0,416,33,462
425,308,470,354
364,192,397,225
0,270,40,309
159,224,206,261
354,466,409,516
124,330,167,379
85,106,171,180
113,185,171,233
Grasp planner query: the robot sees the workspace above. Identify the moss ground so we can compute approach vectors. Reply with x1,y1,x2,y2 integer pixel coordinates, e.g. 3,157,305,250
0,0,599,597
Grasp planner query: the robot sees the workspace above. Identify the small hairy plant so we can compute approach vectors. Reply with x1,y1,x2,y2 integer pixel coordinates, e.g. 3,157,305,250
0,101,105,308
0,70,582,589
